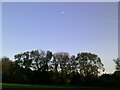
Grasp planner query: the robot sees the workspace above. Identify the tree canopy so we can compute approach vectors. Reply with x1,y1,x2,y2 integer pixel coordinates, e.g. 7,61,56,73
113,58,120,71
14,50,105,76
1,50,120,87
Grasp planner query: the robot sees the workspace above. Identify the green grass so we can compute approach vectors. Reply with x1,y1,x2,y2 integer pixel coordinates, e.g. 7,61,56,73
2,83,77,88
1,83,120,90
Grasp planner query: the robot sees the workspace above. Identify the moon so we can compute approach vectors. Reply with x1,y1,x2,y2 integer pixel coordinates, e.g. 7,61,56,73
61,10,64,14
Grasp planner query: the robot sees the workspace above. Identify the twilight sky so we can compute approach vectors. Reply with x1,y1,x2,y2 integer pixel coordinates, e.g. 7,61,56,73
2,2,118,73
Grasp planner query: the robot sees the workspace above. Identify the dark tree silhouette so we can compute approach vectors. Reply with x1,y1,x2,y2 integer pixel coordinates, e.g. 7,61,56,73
2,50,109,87
113,58,120,71
53,52,69,74
76,52,105,76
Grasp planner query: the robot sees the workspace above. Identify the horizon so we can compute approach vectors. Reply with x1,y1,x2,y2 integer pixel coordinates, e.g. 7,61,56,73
2,2,118,74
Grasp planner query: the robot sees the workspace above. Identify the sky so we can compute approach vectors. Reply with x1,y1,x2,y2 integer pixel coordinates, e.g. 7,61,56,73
2,2,118,73
0,2,2,59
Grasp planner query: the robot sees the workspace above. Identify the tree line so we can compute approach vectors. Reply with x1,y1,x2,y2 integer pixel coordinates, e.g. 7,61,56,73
1,49,120,87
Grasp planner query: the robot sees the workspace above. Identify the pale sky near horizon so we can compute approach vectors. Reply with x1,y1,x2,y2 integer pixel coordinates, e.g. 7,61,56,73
2,2,118,73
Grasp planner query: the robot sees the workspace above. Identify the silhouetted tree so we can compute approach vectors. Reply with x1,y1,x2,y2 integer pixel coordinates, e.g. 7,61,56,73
14,51,32,69
42,50,52,72
76,52,105,76
1,57,19,83
14,50,49,72
53,52,69,74
99,74,116,87
113,58,120,71
2,50,109,86
2,57,13,74
110,58,120,87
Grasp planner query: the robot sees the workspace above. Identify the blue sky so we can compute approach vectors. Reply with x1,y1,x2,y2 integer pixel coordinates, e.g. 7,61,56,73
2,2,118,73
0,2,2,59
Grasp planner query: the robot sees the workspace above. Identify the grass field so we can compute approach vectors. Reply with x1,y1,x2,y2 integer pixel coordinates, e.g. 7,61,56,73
2,83,75,88
1,83,120,90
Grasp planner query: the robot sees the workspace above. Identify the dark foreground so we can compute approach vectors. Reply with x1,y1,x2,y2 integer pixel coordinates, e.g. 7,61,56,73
1,83,120,90
2,87,120,90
